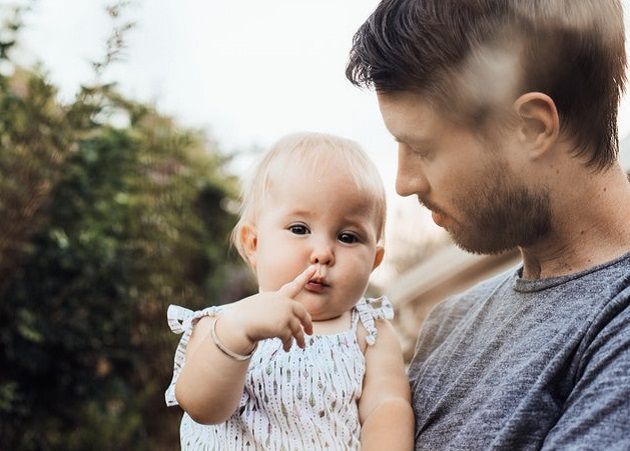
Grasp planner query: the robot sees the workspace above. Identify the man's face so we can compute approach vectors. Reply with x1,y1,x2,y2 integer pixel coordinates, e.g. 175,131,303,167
377,90,552,254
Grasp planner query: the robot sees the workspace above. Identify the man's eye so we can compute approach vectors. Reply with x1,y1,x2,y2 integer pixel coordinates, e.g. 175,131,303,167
288,225,309,235
338,232,359,244
411,146,430,158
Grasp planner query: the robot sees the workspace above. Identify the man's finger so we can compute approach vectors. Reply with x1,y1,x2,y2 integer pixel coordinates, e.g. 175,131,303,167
278,265,318,298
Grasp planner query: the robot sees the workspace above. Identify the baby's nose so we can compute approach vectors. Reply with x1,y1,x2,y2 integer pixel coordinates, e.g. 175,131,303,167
310,243,334,266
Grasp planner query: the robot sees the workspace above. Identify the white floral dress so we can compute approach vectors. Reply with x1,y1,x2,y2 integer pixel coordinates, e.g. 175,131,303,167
165,296,394,451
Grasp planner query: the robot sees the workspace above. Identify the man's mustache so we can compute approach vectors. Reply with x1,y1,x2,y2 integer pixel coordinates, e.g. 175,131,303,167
418,197,445,216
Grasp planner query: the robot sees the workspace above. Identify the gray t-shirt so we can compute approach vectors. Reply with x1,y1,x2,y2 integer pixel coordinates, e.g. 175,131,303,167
409,251,630,450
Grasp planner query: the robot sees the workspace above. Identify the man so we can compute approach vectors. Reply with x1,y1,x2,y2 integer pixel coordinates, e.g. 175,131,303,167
347,0,630,449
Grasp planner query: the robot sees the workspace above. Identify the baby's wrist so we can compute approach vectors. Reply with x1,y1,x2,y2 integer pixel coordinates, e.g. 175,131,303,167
214,310,258,354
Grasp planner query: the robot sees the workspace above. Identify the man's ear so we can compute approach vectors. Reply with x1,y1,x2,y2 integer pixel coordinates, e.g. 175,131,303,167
372,245,385,270
513,92,559,159
240,223,258,268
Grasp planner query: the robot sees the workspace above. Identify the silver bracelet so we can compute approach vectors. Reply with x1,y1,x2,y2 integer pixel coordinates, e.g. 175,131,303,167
210,316,258,361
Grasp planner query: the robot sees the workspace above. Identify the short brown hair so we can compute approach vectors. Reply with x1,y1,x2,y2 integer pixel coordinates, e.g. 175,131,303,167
346,0,627,170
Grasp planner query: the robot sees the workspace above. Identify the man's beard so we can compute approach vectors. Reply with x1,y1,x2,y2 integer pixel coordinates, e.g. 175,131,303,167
427,165,552,255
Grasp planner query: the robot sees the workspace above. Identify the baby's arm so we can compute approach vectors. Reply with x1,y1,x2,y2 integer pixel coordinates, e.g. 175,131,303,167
358,319,414,451
175,266,316,424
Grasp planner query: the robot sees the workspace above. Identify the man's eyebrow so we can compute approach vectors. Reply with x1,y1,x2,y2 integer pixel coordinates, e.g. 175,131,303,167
393,134,431,145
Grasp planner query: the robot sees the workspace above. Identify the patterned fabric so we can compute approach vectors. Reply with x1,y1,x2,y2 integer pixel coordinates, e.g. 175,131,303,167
165,304,222,407
165,296,394,450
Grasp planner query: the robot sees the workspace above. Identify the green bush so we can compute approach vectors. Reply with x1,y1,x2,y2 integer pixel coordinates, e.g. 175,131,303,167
0,16,249,449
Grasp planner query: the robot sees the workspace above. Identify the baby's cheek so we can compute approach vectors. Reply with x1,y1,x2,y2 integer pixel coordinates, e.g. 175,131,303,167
355,250,378,273
347,256,374,288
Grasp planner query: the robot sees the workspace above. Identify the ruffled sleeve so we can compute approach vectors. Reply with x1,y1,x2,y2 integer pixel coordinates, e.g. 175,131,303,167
164,304,223,406
355,296,395,346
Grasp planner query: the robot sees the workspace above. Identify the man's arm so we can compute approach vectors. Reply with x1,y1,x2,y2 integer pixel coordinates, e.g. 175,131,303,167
542,303,630,449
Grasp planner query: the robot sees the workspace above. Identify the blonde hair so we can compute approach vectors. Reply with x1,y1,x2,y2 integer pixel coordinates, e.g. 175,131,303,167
231,132,386,264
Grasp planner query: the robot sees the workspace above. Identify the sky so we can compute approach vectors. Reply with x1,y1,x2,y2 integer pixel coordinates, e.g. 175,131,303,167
10,0,630,284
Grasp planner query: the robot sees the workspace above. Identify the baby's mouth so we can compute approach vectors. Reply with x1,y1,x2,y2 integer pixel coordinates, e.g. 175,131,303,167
306,276,329,292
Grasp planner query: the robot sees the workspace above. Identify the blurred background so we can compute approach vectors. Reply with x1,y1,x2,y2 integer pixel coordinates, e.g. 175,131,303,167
1,1,630,449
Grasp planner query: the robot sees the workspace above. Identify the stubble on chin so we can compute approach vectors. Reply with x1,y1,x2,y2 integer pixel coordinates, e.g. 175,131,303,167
450,176,552,255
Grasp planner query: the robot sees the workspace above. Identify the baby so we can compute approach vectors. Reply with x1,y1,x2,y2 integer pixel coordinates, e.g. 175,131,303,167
165,132,413,450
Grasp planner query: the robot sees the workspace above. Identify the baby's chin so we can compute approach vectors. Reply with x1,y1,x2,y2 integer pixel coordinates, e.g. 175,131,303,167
298,297,356,322
307,311,342,322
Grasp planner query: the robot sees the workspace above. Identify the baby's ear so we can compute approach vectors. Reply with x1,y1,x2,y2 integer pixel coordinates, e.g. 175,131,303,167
372,245,385,270
240,223,258,268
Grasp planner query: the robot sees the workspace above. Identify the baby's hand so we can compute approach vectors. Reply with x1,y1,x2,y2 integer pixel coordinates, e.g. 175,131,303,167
224,265,317,352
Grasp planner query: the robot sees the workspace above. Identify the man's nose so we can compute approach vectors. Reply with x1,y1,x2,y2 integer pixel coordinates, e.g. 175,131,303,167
309,239,335,266
396,145,429,197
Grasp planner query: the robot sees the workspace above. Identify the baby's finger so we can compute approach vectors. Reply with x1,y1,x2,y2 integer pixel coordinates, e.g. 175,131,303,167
281,332,294,352
278,265,318,299
292,303,313,335
289,318,306,349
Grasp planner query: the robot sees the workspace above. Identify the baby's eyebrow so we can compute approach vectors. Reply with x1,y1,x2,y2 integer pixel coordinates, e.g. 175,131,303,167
342,217,378,233
283,208,314,217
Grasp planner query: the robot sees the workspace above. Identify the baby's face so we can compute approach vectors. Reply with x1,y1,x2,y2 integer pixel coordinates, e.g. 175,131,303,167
246,166,383,321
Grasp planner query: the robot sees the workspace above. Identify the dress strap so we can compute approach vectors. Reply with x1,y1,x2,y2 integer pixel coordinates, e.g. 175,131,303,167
164,304,223,406
355,296,394,346
351,306,361,330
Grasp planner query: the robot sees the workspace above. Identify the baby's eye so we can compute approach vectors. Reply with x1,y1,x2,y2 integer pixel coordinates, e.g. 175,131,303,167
338,232,359,244
288,224,310,235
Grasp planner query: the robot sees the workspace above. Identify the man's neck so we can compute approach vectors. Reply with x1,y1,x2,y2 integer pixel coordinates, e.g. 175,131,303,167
519,164,630,280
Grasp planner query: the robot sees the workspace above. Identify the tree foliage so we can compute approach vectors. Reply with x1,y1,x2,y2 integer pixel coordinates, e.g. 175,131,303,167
0,5,247,449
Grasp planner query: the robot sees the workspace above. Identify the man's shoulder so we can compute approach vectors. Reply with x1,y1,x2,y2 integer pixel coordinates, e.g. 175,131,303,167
410,267,516,361
431,266,517,320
